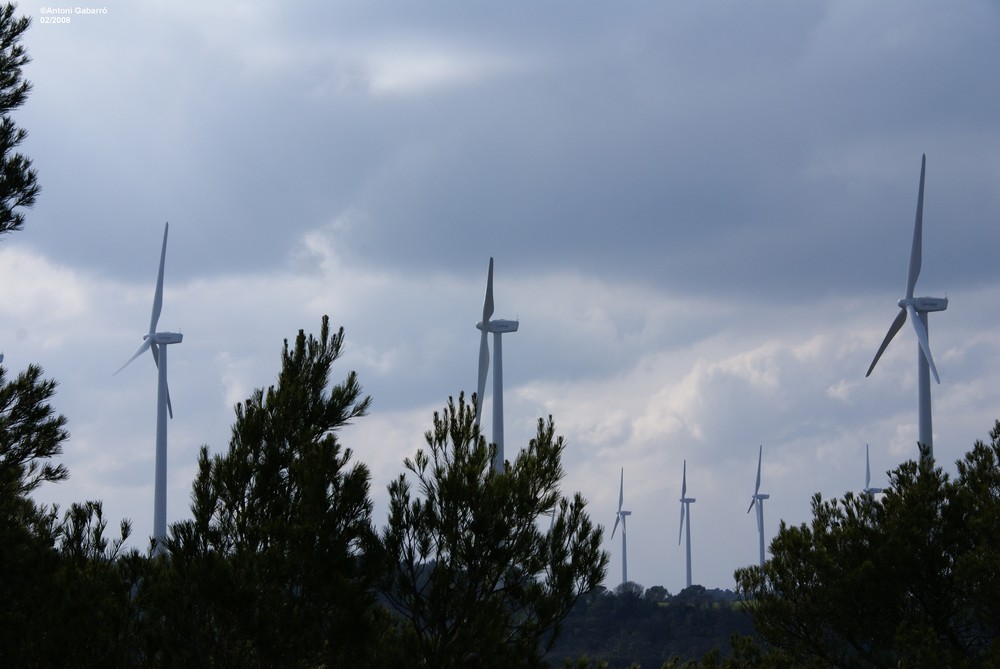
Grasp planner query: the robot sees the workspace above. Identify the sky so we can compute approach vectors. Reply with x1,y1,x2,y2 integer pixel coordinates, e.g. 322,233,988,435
2,0,999,595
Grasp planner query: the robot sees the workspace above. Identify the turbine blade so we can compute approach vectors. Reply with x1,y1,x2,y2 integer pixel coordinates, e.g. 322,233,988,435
474,257,494,425
115,339,151,375
150,222,169,335
754,445,762,496
865,444,872,490
681,460,687,498
678,504,685,545
905,156,926,300
747,498,756,514
906,303,940,383
618,467,624,512
150,342,174,419
611,514,620,540
475,330,489,422
482,257,495,323
867,308,907,377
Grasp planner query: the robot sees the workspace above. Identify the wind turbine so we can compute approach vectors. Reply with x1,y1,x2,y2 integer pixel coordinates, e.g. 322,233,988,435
474,257,519,472
866,155,947,457
678,460,696,589
610,467,632,585
746,445,769,567
115,222,182,553
863,444,883,496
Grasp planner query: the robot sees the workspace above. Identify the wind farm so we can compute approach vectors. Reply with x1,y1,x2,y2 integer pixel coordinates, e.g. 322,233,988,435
5,1,1000,663
2,0,998,626
1,154,966,594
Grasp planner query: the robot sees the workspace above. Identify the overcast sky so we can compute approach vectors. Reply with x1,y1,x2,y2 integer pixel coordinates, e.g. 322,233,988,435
3,0,1000,594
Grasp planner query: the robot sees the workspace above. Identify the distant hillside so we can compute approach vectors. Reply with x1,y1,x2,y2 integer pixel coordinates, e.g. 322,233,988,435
546,584,755,668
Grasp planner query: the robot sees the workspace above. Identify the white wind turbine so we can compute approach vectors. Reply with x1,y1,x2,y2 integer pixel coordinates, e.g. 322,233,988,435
678,460,696,589
866,155,947,457
475,257,519,472
115,222,182,553
610,467,632,585
863,444,883,496
746,445,769,567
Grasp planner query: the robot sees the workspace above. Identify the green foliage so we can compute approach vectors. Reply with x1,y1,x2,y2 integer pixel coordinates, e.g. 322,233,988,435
0,3,38,237
380,393,608,668
154,316,381,666
0,364,69,508
736,423,1000,667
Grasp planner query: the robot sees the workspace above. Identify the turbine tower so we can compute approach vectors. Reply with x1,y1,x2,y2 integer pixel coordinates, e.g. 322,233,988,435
866,155,947,457
863,444,883,496
610,467,632,585
474,257,519,472
678,460,696,589
116,222,182,553
746,445,769,567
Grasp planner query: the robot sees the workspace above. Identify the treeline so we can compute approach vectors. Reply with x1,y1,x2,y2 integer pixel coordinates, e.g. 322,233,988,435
548,584,754,668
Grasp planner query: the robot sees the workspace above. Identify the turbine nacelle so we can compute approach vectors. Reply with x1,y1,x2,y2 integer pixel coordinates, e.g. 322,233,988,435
477,319,519,333
151,332,184,345
897,296,948,312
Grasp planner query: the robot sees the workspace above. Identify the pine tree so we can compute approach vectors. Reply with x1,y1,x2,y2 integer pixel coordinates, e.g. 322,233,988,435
156,317,380,666
737,423,1000,667
380,393,608,668
0,3,39,237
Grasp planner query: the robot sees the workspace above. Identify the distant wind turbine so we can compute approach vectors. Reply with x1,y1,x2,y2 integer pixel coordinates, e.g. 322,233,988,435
746,445,769,567
610,467,632,585
678,460,696,589
863,444,883,496
474,257,519,472
866,155,947,457
115,222,182,553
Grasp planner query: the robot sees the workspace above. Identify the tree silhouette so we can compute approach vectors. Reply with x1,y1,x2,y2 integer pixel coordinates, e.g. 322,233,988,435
381,393,607,668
